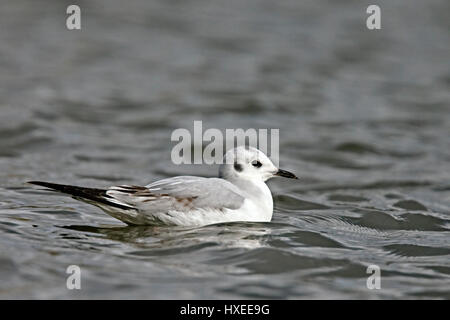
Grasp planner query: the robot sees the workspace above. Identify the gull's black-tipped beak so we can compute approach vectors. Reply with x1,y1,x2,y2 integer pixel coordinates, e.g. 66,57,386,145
274,169,298,179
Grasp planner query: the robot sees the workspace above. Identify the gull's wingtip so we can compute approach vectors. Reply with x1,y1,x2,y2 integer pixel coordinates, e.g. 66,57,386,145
27,181,51,187
27,181,72,191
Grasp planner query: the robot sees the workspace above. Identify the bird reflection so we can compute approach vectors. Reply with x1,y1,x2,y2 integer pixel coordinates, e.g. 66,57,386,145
62,222,273,250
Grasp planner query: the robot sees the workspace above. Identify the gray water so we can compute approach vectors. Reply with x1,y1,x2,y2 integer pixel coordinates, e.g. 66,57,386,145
0,0,449,299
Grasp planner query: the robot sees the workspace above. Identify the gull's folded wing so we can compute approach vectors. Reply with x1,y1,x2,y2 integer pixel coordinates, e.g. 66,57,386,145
106,176,245,213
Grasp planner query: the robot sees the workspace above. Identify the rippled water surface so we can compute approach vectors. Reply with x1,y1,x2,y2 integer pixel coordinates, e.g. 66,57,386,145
0,0,449,299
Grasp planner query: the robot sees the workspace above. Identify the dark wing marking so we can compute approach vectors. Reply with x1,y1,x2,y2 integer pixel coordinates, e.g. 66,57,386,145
27,181,134,210
107,185,199,211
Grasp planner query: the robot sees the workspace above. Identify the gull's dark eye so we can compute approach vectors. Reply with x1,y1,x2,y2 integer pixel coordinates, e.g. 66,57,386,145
251,160,262,168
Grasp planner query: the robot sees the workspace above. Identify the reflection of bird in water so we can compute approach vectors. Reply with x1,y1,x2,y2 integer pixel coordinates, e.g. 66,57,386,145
63,222,272,250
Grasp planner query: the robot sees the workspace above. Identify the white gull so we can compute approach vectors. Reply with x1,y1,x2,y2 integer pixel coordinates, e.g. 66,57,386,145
29,146,298,226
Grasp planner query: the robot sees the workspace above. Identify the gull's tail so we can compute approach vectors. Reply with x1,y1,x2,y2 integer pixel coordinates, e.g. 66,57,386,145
27,181,132,210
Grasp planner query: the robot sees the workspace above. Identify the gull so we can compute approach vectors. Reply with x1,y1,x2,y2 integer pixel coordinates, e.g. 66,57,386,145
28,146,298,226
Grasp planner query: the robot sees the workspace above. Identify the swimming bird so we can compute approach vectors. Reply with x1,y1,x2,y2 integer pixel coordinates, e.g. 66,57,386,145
28,146,298,226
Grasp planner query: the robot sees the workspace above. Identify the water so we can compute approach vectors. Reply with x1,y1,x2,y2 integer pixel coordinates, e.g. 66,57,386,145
0,0,449,299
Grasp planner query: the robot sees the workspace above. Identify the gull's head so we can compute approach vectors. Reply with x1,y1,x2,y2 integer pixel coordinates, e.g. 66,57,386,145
218,146,298,182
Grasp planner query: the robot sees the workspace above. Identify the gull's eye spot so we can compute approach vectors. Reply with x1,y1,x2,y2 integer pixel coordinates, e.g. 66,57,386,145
251,160,262,168
234,163,243,172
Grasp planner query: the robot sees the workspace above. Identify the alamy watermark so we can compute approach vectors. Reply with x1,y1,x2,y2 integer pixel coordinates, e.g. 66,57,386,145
366,264,381,290
66,265,81,290
66,5,81,30
366,5,381,30
66,4,380,32
170,121,280,166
